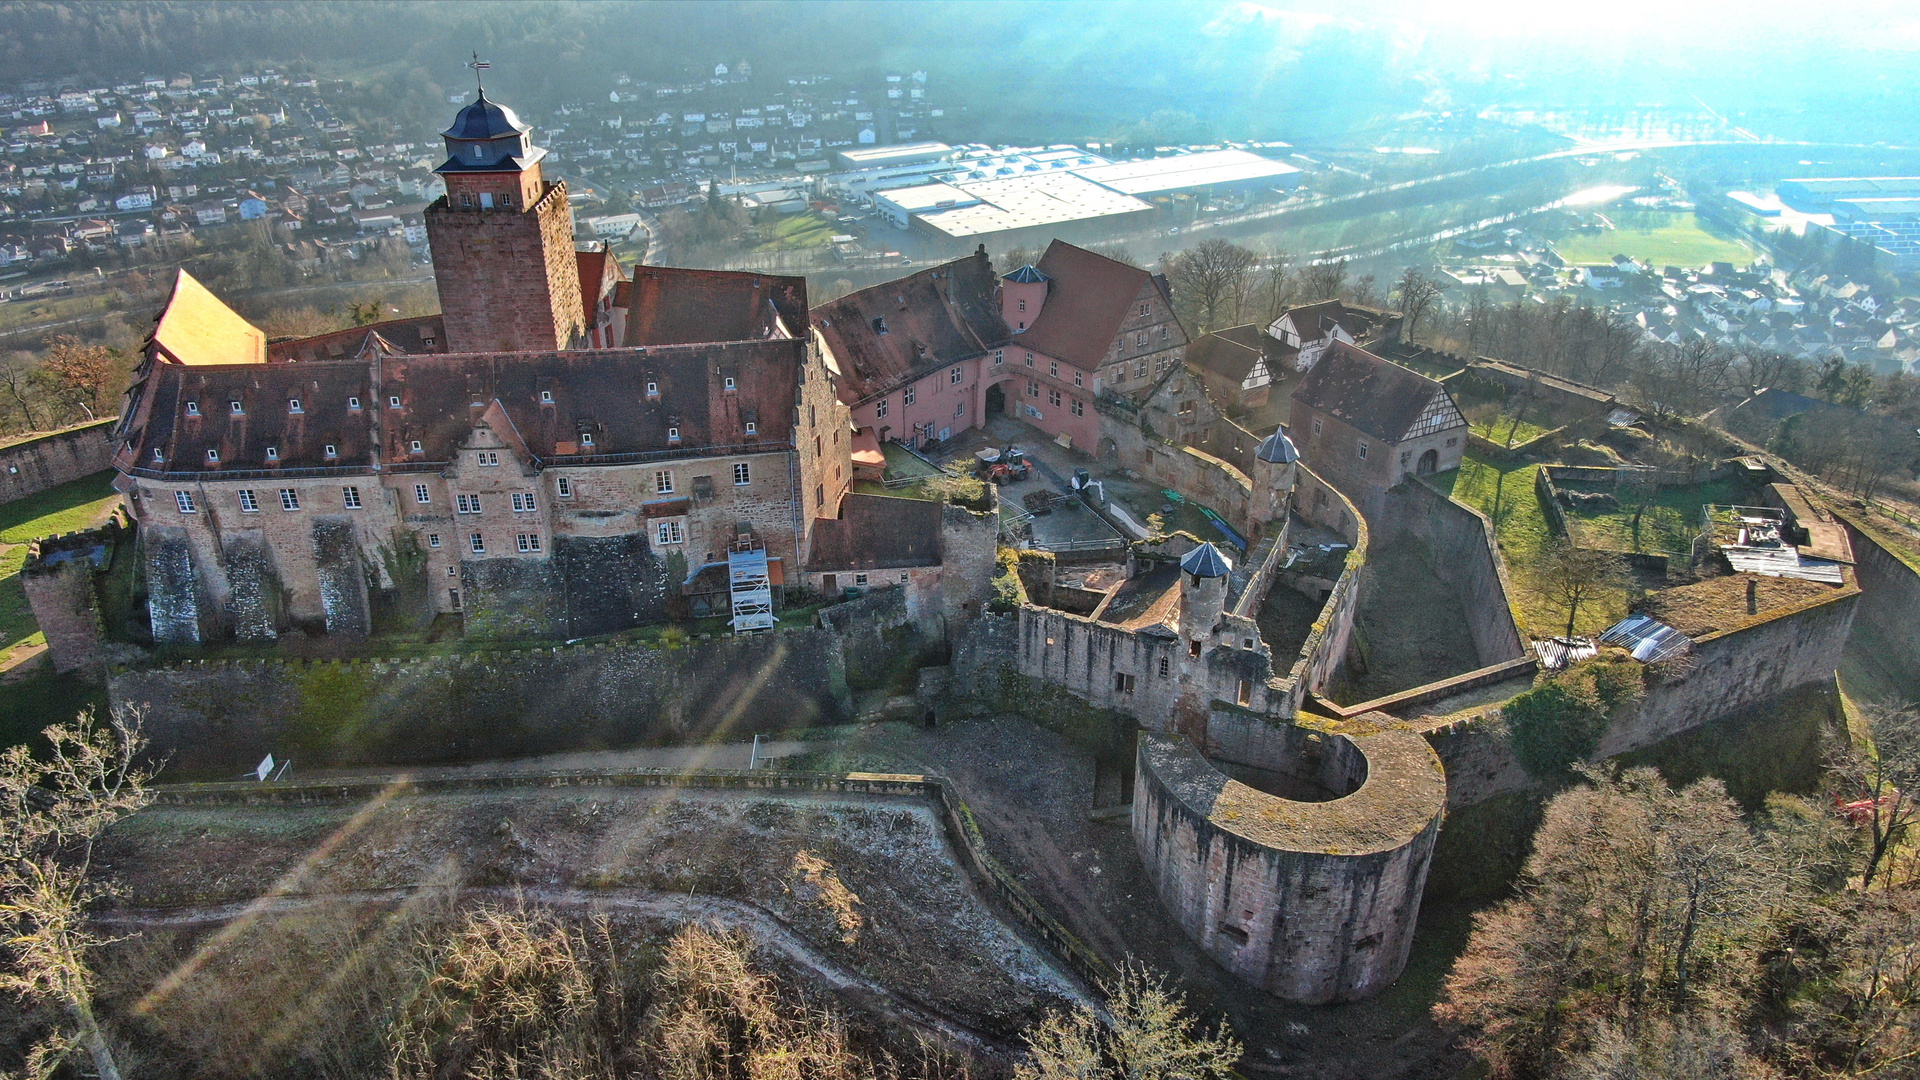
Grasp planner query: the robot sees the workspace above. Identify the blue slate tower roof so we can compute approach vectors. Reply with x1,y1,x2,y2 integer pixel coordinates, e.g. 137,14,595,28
1180,542,1233,579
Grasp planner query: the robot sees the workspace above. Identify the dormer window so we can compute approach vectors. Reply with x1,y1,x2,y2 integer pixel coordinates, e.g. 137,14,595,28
323,444,337,459
581,431,595,447
666,427,680,443
288,398,302,414
723,376,736,391
872,317,887,335
470,143,482,161
229,400,244,415
348,396,361,410
185,400,200,415
389,395,402,409
265,447,279,460
540,390,553,403
151,449,164,463
206,448,219,462
409,440,423,454
744,421,757,436
646,381,659,399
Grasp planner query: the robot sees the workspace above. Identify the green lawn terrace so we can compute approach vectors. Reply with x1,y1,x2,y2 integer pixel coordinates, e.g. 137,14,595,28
1550,474,1759,557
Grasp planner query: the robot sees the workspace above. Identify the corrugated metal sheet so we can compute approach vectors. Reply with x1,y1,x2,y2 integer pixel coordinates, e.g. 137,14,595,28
1599,614,1693,664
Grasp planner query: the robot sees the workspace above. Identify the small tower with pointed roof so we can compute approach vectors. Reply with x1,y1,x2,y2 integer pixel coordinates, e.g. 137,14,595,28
1252,429,1299,524
1000,262,1049,334
1177,542,1232,651
425,83,588,354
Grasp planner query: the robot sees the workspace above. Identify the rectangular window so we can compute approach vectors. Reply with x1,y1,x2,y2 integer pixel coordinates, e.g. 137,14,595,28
1073,370,1083,387
1024,352,1035,367
1135,331,1147,347
389,395,402,409
1018,298,1027,312
266,447,279,461
206,448,219,463
348,396,361,410
954,403,965,418
1134,358,1148,379
646,381,659,398
478,451,499,467
656,520,683,544
279,489,299,511
1048,359,1058,377
230,400,244,415
733,462,751,485
854,572,869,586
1115,672,1136,695
186,400,200,415
655,470,674,494
516,533,542,553
1028,380,1040,398
1048,388,1061,408
1312,418,1323,436
993,349,1004,365
1139,302,1149,317
950,366,963,384
238,489,258,513
744,421,757,436
1159,655,1170,677
428,533,441,548
583,431,597,446
1161,325,1170,341
1357,442,1368,460
341,485,362,509
903,385,915,406
456,494,481,514
875,398,888,419
541,389,554,403
723,376,736,391
556,477,572,497
175,491,195,513
448,587,461,610
409,440,423,454
469,532,485,553
288,398,302,414
415,483,430,504
1071,398,1084,417
323,444,337,459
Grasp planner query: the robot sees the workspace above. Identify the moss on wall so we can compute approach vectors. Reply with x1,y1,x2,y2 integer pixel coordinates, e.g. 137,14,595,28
1615,678,1838,811
981,668,1135,768
1423,789,1544,901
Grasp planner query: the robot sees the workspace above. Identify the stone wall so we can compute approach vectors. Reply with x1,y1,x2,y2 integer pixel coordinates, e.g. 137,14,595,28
426,182,585,354
1132,718,1445,1004
21,516,127,673
109,628,851,777
1834,512,1920,698
0,419,115,506
1377,480,1526,667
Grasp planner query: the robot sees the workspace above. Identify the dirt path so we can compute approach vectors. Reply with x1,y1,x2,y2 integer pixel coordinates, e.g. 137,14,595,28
95,883,1039,1058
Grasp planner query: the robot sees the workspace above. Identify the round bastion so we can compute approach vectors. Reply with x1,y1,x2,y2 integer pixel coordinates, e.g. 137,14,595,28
1131,713,1447,1004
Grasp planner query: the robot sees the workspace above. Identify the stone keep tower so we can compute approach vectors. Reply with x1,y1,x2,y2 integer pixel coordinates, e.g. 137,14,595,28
1252,429,1299,524
426,90,587,354
1177,542,1232,652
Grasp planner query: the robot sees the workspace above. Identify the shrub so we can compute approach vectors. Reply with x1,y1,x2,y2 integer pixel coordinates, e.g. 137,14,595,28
1504,656,1644,777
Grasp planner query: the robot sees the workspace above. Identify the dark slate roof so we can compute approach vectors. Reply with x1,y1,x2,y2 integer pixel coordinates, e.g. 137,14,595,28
1180,542,1232,578
624,266,808,346
1292,342,1450,444
1021,240,1165,368
441,91,530,140
811,250,1008,402
1256,430,1298,464
267,315,448,363
1004,264,1048,283
1282,300,1368,341
805,493,943,571
1187,330,1264,383
121,340,802,474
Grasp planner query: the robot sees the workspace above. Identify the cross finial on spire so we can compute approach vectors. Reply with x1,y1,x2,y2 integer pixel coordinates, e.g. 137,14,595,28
468,51,490,94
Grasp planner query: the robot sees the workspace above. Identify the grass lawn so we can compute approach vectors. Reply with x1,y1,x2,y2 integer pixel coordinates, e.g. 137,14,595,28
1468,413,1553,448
1552,212,1755,268
1559,477,1751,555
755,213,835,251
0,470,122,667
880,441,942,479
1424,452,1629,637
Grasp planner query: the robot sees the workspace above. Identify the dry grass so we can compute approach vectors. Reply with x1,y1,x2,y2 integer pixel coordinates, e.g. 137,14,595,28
1638,574,1846,638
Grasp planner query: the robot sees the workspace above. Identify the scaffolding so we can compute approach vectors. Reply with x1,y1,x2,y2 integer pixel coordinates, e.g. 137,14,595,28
728,538,775,633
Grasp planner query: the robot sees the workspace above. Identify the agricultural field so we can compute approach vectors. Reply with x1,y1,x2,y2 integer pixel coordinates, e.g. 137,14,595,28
1551,212,1756,268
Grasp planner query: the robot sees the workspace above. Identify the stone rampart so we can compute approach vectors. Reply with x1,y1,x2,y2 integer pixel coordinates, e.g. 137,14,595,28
1380,480,1526,667
1834,511,1920,699
1132,713,1445,1004
109,629,851,777
0,420,115,506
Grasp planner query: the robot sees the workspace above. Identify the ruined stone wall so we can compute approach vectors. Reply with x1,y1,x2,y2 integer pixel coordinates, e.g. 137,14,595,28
939,503,1000,625
109,628,849,777
1834,512,1920,697
0,420,116,505
1377,480,1525,668
1132,723,1445,1004
21,518,125,673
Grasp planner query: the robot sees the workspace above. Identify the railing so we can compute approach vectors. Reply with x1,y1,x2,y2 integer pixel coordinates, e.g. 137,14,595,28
124,460,452,482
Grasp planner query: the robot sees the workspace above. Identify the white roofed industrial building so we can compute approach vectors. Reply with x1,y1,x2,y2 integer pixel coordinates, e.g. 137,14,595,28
1069,149,1302,197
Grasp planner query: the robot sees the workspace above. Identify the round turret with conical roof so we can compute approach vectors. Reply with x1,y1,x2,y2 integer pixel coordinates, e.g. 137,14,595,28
1178,542,1233,645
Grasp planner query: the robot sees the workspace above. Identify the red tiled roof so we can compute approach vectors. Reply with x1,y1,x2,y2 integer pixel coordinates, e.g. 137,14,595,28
268,315,448,362
1290,341,1457,444
122,340,803,474
1019,240,1157,368
624,266,808,346
804,492,944,572
811,250,1007,403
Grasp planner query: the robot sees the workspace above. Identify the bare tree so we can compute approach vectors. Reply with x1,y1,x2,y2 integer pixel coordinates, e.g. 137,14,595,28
1531,540,1628,637
1016,964,1241,1080
1829,703,1920,892
0,712,155,1080
1164,239,1257,333
38,335,123,421
1296,258,1348,304
1734,349,1806,398
1636,338,1733,421
0,352,44,432
1254,248,1296,325
1393,266,1446,346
